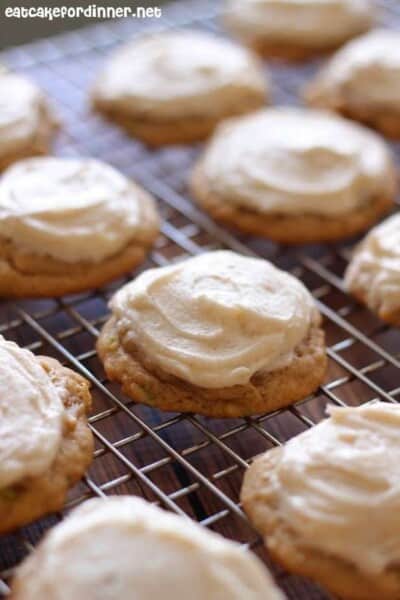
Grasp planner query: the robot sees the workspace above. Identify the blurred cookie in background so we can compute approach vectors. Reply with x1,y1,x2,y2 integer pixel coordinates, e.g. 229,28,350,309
0,157,160,297
92,30,269,145
191,107,396,243
345,212,400,326
223,0,375,60
305,29,400,138
0,70,58,171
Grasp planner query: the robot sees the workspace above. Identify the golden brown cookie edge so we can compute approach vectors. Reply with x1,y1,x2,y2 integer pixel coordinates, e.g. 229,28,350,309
0,109,58,172
345,265,400,327
190,160,396,244
222,12,373,62
0,357,93,535
305,83,400,139
0,189,160,298
91,94,267,146
96,313,327,418
241,449,400,600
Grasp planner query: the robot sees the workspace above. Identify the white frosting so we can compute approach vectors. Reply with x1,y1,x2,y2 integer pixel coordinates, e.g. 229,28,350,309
225,0,374,46
15,496,285,600
273,402,400,575
111,251,316,388
201,108,393,216
0,73,54,158
0,157,158,263
345,212,400,317
94,31,268,118
312,29,400,109
0,336,63,490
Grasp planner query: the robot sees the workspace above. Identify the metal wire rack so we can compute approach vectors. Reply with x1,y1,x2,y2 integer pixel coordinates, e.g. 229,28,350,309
0,1,399,598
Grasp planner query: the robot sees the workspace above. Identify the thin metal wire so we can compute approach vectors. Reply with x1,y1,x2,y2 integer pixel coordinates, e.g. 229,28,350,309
0,2,399,599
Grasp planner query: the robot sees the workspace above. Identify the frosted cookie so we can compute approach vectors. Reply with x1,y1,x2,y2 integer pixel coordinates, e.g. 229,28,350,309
223,0,374,60
97,251,326,418
305,29,400,138
0,336,93,534
0,157,160,298
11,496,285,600
241,402,400,600
345,212,400,326
92,30,268,146
0,71,58,171
191,107,395,244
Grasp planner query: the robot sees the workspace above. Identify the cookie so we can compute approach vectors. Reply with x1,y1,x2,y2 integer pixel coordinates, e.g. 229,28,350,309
0,336,93,534
345,212,400,326
305,29,400,138
97,251,327,418
92,30,268,146
223,0,374,60
241,402,400,600
191,107,396,244
10,495,285,600
0,157,160,298
0,71,58,171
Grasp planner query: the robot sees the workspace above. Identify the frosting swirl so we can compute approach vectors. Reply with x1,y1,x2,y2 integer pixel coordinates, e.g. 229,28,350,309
0,73,55,158
273,402,400,575
345,212,400,317
310,29,400,109
201,108,393,216
0,157,159,263
93,31,268,118
224,0,374,47
0,336,63,490
13,496,285,600
111,251,316,388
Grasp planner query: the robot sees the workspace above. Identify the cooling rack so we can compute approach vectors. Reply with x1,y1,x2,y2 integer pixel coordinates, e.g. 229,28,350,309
0,1,399,598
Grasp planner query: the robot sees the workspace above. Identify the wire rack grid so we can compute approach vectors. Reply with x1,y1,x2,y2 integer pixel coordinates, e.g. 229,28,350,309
0,1,399,598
